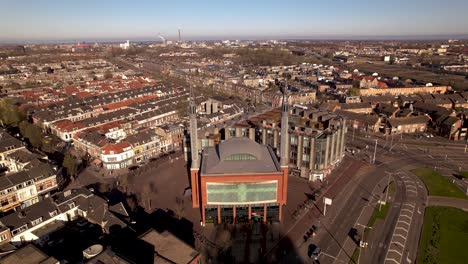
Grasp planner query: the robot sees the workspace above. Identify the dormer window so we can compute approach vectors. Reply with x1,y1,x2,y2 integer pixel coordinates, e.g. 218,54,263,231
31,217,43,226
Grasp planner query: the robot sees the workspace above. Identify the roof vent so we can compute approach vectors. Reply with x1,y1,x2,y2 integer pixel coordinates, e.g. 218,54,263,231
18,211,26,218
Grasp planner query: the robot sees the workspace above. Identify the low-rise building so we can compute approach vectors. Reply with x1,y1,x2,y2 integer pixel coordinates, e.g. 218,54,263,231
0,162,57,212
0,188,127,246
387,115,430,134
101,142,133,170
0,131,25,170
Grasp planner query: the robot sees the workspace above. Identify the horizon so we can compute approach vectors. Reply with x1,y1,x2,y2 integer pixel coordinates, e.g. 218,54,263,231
2,0,468,44
2,34,468,46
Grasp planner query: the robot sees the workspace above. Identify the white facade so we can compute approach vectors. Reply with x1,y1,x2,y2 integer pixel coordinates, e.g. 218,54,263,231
101,149,134,170
9,207,76,245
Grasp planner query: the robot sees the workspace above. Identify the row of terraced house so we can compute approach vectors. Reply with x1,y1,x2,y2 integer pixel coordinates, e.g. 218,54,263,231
0,130,58,213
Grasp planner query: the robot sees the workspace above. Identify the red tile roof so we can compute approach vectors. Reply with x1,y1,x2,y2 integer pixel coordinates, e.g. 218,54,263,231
53,119,85,132
102,141,131,155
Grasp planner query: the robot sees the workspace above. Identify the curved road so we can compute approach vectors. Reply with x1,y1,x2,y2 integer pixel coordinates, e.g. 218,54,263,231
427,196,468,210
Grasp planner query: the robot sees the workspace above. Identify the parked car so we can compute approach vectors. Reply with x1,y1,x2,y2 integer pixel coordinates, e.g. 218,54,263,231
308,244,321,260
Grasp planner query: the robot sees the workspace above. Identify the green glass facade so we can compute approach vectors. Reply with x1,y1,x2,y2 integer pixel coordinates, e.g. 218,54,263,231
206,181,278,205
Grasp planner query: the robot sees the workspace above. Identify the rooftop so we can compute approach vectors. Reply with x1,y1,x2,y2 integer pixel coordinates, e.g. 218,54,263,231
201,137,282,175
139,229,200,264
0,244,57,264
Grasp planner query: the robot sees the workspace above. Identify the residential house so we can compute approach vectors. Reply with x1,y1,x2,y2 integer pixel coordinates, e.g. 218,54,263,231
101,142,133,170
387,115,430,134
0,131,25,171
127,130,161,163
339,102,373,114
335,110,381,133
0,162,57,212
359,76,379,89
435,115,464,140
0,188,127,246
375,103,399,118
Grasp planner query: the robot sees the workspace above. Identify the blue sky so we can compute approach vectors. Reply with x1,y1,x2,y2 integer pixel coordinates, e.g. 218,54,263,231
1,0,468,42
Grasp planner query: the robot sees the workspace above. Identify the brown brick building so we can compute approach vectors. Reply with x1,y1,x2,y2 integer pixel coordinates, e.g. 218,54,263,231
189,87,289,225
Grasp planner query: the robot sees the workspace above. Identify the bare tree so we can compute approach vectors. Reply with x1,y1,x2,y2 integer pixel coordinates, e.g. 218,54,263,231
175,197,185,219
215,227,233,253
119,174,129,193
141,184,152,211
126,195,138,213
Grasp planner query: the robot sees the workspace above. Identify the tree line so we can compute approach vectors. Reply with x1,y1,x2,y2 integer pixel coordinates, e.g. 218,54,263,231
0,99,79,179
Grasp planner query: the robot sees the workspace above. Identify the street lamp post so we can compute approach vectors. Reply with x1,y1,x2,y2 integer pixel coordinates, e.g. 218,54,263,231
381,172,392,211
356,223,372,264
372,139,378,164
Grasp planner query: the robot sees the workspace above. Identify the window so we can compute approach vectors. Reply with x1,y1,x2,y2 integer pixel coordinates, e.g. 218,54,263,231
224,153,257,161
12,225,28,235
30,189,35,196
49,210,58,217
1,199,8,207
19,192,27,200
0,234,7,241
31,217,43,226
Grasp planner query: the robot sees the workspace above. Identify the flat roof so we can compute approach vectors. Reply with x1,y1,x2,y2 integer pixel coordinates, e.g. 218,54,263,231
201,137,282,175
0,244,56,264
139,230,200,264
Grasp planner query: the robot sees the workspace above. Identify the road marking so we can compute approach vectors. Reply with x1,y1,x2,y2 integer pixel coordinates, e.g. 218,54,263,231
385,258,400,264
404,203,415,208
387,250,403,256
393,234,407,240
395,226,408,232
400,214,412,220
393,241,405,248
401,208,412,213
396,221,410,227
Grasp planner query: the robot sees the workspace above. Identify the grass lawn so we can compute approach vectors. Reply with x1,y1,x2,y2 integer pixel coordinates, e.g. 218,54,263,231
417,206,468,264
365,202,391,236
349,248,360,264
368,203,391,228
460,171,468,179
412,168,467,199
388,181,396,196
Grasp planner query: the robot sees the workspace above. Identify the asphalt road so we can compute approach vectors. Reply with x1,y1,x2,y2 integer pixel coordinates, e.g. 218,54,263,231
292,131,465,264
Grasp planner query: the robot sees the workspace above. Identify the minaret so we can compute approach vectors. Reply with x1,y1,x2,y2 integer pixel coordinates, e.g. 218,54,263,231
189,85,199,169
189,85,200,208
280,80,289,167
279,79,289,218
